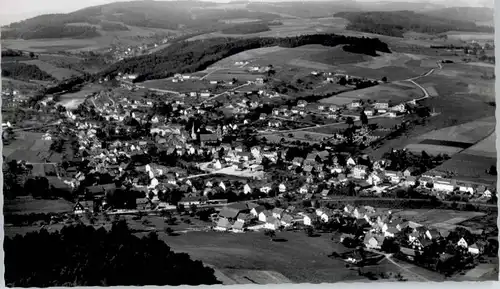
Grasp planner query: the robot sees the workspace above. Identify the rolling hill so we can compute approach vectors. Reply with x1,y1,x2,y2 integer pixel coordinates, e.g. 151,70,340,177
334,10,494,38
423,7,495,27
99,33,391,82
0,1,282,40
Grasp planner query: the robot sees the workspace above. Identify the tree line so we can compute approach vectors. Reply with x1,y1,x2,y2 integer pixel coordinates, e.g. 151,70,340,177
4,220,221,287
335,11,494,38
100,34,391,82
221,22,271,35
1,25,100,40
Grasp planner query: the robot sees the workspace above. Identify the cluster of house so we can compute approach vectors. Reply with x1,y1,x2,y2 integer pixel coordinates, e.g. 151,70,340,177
269,98,409,123
2,87,28,106
337,204,488,259
214,202,298,232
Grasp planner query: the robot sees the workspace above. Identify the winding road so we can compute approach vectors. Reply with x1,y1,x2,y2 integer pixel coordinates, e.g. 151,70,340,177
258,61,442,136
366,249,431,282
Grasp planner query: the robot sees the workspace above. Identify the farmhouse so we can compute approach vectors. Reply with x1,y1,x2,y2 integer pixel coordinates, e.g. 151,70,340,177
350,100,362,109
200,134,219,147
456,181,474,194
433,178,456,193
353,165,368,179
384,170,403,184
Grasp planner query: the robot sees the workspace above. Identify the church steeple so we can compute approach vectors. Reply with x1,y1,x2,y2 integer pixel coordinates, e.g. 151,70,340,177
191,124,197,140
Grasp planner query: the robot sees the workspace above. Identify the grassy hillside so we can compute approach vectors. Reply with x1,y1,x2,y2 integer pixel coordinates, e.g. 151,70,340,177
335,10,494,38
100,34,391,82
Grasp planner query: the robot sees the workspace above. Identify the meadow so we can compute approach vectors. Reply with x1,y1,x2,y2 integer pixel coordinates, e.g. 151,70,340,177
320,83,422,105
21,59,81,80
430,128,497,185
4,197,74,215
142,79,212,93
416,116,495,143
156,230,407,283
57,84,105,109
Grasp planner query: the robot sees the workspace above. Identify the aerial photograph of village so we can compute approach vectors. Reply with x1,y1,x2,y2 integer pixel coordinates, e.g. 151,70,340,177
1,0,498,286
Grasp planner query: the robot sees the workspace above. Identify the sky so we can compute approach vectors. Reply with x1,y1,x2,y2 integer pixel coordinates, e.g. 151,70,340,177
0,0,495,25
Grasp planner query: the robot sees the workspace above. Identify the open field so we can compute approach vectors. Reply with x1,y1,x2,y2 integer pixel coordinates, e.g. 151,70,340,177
142,79,211,93
37,53,84,64
1,25,177,52
461,130,497,158
413,116,495,145
431,152,497,185
405,116,495,157
21,59,81,80
4,197,74,215
422,85,438,97
154,230,408,283
392,209,485,227
204,69,265,82
404,144,464,156
320,82,422,105
188,18,347,41
3,132,48,157
57,84,105,109
443,31,495,42
458,213,498,233
213,268,293,284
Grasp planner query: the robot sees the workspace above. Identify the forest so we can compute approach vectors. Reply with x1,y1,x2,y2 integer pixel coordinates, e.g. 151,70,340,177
100,21,130,31
100,33,391,82
4,220,221,287
2,63,56,82
334,11,494,38
221,22,271,34
1,49,24,57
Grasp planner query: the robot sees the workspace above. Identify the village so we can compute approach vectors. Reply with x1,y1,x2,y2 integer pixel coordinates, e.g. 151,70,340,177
2,53,497,284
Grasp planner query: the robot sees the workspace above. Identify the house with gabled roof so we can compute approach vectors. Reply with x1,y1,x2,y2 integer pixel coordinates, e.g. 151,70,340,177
281,214,294,227
384,226,399,238
258,210,272,223
425,228,441,240
353,165,368,179
367,172,383,186
299,184,310,194
232,220,245,233
303,213,316,226
411,237,431,251
292,157,304,166
272,208,285,219
219,207,241,220
456,180,474,194
404,176,417,187
265,216,282,230
403,167,418,177
251,205,266,217
215,218,232,231
384,170,403,184
260,183,273,194
364,233,385,249
338,174,348,183
346,157,356,167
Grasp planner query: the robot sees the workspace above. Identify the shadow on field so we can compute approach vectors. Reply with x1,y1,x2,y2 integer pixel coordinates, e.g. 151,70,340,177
272,238,288,242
